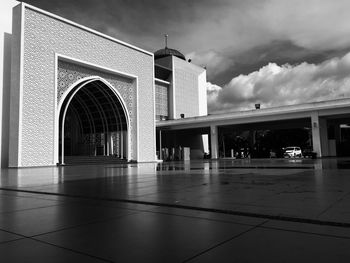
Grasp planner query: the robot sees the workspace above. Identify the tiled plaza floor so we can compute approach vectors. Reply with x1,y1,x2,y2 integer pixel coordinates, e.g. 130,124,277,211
0,158,350,262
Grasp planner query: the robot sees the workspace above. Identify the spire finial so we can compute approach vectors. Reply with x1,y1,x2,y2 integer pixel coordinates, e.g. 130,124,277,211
164,34,168,48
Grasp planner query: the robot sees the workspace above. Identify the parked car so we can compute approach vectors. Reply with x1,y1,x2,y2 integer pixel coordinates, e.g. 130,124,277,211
283,146,302,158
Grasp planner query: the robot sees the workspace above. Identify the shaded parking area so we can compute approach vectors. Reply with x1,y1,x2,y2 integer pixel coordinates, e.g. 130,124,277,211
0,158,350,261
217,118,312,158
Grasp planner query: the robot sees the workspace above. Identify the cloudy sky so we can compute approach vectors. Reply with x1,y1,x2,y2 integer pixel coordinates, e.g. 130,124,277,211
12,1,350,112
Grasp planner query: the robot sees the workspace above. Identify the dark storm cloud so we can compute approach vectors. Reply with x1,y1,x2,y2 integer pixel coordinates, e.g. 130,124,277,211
23,0,350,72
205,41,350,85
22,0,237,51
20,0,350,113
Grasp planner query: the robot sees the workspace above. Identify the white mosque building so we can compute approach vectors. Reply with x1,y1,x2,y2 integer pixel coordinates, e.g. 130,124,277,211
1,2,350,168
0,2,207,167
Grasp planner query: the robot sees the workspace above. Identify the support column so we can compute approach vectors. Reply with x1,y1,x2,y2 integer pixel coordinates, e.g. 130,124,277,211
311,112,321,157
210,125,218,159
159,129,162,160
319,118,328,156
107,132,113,156
120,131,124,159
104,133,108,156
311,112,328,157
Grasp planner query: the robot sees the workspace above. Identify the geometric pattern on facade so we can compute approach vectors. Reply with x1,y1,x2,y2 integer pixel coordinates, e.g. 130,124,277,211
14,5,154,166
174,65,199,118
155,82,168,119
57,60,136,159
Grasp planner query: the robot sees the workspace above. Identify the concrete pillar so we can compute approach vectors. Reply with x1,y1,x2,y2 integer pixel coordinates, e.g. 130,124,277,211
107,132,113,156
120,131,124,159
210,125,218,159
1,33,12,168
311,112,328,157
319,118,328,156
159,129,162,160
202,134,209,154
121,130,128,160
104,133,108,156
311,112,321,157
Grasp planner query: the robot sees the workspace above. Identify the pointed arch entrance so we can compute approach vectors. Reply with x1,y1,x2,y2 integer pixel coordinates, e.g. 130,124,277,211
58,77,129,164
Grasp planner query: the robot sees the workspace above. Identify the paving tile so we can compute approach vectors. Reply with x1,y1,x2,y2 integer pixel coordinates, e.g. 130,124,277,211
0,230,22,243
148,206,267,226
0,194,61,213
189,226,350,263
36,211,252,263
1,159,350,261
263,220,350,239
0,202,136,236
0,189,72,202
0,239,106,262
99,200,163,212
318,194,350,223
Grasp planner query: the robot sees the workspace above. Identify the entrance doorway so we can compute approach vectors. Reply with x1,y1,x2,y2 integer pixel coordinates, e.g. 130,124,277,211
58,78,129,164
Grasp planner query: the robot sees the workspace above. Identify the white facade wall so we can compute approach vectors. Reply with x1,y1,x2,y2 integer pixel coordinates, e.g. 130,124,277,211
0,0,17,168
173,56,206,119
9,3,156,167
198,70,208,116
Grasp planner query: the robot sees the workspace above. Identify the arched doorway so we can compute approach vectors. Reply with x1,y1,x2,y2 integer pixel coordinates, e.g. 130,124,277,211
58,77,129,164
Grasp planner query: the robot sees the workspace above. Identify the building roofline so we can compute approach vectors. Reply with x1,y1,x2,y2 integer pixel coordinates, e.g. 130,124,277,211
157,98,350,127
172,55,206,73
20,2,153,57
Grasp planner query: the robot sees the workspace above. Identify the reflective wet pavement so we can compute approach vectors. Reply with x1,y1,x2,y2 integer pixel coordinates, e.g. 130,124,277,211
0,158,350,262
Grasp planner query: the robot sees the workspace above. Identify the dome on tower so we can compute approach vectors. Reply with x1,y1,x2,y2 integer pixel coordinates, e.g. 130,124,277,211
154,47,186,61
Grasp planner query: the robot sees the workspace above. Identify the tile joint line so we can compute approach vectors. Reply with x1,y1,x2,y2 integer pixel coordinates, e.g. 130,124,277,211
0,187,349,228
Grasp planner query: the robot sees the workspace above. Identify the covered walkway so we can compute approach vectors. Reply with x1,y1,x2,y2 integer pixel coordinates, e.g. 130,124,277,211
157,98,350,160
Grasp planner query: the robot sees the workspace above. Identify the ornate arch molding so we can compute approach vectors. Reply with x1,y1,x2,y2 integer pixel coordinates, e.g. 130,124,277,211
57,76,131,164
57,76,131,126
54,55,139,164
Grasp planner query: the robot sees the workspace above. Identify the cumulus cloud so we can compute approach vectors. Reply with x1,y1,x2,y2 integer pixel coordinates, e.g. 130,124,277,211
208,52,350,113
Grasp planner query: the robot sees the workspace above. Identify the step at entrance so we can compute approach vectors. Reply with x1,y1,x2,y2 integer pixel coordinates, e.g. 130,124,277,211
63,156,128,165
